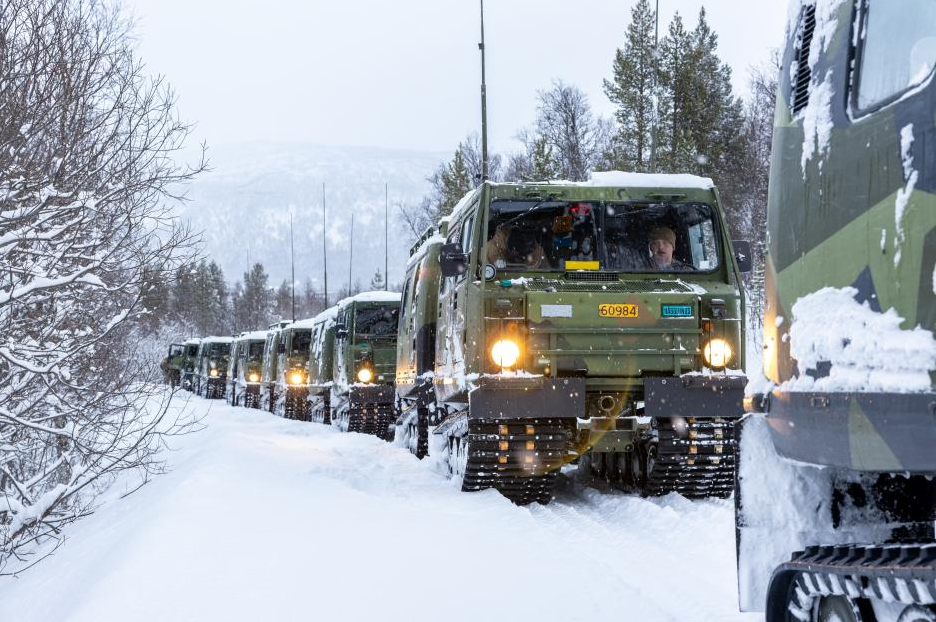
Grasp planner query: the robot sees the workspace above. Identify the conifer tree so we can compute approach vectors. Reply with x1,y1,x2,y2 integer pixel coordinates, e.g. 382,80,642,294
604,0,658,172
241,263,272,330
440,146,473,214
369,268,385,291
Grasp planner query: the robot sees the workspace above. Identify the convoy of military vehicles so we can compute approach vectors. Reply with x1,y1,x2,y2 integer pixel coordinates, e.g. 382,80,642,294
162,0,936,617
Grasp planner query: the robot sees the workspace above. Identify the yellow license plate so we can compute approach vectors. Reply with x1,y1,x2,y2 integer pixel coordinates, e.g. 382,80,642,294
598,303,639,318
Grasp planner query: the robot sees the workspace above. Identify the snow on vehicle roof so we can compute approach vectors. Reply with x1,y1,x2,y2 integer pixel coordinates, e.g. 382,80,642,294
286,317,318,330
312,306,339,325
406,234,445,269
184,338,201,345
201,336,234,343
574,171,714,190
241,330,269,340
337,290,402,308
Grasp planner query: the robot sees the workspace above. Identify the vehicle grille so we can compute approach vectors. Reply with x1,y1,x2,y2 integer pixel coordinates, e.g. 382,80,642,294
524,279,695,294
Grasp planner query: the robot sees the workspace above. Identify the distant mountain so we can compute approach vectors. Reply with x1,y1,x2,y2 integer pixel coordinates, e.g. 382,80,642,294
176,142,445,294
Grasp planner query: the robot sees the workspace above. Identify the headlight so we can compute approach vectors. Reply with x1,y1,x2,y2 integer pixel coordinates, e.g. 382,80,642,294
248,373,260,383
209,369,219,377
290,371,304,385
490,339,520,368
702,338,733,368
357,367,373,383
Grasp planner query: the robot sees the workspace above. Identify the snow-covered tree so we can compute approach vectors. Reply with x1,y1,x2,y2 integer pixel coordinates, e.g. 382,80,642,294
0,0,203,571
369,269,385,291
240,263,273,330
534,80,612,181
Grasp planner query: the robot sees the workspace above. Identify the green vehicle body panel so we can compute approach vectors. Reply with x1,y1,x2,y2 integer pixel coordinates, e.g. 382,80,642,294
433,182,746,420
759,0,936,472
194,336,233,390
275,323,314,389
308,311,337,396
332,297,400,394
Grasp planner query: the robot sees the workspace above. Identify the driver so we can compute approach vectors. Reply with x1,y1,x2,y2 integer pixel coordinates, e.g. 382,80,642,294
649,226,691,271
487,224,549,269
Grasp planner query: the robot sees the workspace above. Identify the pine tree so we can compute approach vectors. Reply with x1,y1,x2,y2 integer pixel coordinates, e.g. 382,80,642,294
529,135,559,180
655,12,696,173
241,263,272,330
274,279,292,321
604,0,658,172
439,146,473,215
369,268,385,291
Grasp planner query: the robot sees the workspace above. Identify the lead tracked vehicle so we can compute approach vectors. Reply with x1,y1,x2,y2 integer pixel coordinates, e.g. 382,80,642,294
736,2,936,621
430,174,751,504
323,292,401,439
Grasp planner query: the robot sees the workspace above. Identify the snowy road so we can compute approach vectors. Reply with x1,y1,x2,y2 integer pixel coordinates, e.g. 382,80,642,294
0,394,761,622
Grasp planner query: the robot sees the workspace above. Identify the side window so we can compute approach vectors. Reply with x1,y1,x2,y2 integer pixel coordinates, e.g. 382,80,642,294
456,215,474,282
855,0,936,110
440,223,461,295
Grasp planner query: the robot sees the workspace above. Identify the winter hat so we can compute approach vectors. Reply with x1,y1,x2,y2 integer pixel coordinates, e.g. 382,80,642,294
650,226,676,246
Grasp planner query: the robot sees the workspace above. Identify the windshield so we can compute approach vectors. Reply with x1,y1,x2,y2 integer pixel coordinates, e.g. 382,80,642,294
208,343,230,358
248,341,265,359
290,330,312,355
186,345,199,356
485,200,720,273
355,306,399,337
169,345,184,357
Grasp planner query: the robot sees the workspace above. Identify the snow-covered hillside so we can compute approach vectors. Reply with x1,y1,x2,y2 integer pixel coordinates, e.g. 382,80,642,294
0,393,756,622
179,142,445,288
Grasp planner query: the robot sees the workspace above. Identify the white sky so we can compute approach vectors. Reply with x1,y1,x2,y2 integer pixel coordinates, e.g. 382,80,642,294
126,0,788,156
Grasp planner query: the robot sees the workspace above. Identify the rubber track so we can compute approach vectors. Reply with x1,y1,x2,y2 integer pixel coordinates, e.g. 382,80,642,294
283,389,310,421
398,404,429,459
460,419,574,505
775,543,936,621
346,402,396,441
311,395,331,425
644,418,735,499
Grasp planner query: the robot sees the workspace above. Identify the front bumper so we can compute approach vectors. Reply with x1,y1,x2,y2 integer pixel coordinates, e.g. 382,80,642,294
468,375,585,420
644,374,747,418
752,390,936,472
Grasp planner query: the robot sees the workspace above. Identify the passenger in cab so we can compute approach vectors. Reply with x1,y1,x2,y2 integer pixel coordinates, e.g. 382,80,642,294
648,226,691,271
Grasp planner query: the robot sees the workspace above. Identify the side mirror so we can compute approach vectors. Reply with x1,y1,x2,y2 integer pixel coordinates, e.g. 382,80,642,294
336,328,349,340
732,240,753,274
440,242,468,278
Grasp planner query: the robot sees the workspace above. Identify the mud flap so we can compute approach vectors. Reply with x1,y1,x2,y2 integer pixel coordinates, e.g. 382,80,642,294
644,374,746,418
467,376,585,420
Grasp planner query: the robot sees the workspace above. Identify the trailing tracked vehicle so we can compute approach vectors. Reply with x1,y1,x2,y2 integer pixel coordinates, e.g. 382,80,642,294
166,343,185,387
735,0,936,622
225,331,267,409
193,336,233,399
431,175,751,504
395,226,446,458
308,307,338,425
272,319,314,420
260,321,290,412
322,292,401,439
736,2,936,621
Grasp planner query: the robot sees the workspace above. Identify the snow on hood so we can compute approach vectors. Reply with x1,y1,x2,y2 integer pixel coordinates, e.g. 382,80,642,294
783,286,936,392
241,330,269,341
286,317,318,330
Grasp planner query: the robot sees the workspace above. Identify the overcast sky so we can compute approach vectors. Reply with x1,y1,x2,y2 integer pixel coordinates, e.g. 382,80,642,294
126,0,788,157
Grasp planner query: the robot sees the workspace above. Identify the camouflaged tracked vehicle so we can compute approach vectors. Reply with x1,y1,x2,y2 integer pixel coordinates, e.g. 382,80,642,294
225,330,267,409
395,226,446,458
193,336,233,399
736,2,936,620
166,343,185,387
325,292,401,439
260,321,290,412
271,319,315,420
180,338,200,390
308,307,338,425
431,175,751,504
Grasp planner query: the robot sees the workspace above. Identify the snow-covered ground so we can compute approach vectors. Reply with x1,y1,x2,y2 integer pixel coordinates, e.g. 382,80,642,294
0,393,758,622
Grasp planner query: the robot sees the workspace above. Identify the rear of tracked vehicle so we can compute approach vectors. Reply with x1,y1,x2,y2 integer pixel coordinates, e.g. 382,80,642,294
736,2,936,620
433,178,750,505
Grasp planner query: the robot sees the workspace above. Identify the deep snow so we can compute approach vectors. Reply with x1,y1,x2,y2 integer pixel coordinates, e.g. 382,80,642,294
0,393,758,622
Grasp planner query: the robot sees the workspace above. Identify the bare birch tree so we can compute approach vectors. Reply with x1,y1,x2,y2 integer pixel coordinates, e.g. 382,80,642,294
0,0,204,572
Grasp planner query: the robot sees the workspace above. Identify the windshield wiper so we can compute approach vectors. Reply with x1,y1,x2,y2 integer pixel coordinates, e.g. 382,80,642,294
495,198,565,230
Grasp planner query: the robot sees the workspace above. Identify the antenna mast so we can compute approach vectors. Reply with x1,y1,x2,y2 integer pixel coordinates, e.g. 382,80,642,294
348,212,354,297
322,182,328,308
479,0,489,181
290,211,296,322
384,183,389,290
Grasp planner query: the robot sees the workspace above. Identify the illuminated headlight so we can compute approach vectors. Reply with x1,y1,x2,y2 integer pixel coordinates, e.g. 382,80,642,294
289,371,305,385
490,339,520,368
209,369,219,377
248,373,260,383
357,367,373,383
702,338,733,369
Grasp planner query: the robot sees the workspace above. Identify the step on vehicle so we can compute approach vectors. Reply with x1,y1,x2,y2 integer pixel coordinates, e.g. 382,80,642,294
328,292,401,440
272,319,315,420
736,1,936,620
395,226,446,458
226,330,268,408
308,308,338,425
193,336,233,399
430,176,751,505
180,338,201,390
260,321,290,412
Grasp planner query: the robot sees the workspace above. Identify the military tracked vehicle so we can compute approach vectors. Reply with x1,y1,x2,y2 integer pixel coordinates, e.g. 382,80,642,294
431,176,750,504
180,338,200,390
308,308,338,425
193,336,233,399
226,330,267,409
166,343,185,387
736,2,936,621
260,321,290,412
395,226,446,458
325,292,401,439
272,319,315,420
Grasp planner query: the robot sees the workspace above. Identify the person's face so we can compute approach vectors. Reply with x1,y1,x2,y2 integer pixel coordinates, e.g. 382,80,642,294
650,238,674,267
